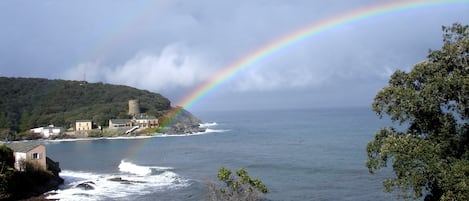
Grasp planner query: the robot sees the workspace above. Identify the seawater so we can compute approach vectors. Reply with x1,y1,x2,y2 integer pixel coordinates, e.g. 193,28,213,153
44,107,396,201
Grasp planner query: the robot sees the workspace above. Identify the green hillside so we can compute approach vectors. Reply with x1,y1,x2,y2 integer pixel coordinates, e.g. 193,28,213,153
0,77,172,133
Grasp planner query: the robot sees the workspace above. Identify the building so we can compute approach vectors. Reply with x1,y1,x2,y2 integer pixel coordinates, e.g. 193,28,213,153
128,99,141,115
109,119,132,128
132,114,159,128
76,120,92,131
6,142,47,171
30,125,65,138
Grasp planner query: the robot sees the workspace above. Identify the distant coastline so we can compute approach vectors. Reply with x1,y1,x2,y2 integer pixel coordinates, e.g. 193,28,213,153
5,122,223,144
0,77,206,142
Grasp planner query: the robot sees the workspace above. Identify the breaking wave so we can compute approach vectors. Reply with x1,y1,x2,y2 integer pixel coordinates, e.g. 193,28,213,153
118,160,152,176
157,122,229,137
199,122,218,128
118,160,173,176
47,161,188,201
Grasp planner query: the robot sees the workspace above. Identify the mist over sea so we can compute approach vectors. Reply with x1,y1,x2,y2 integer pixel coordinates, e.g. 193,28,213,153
44,107,396,201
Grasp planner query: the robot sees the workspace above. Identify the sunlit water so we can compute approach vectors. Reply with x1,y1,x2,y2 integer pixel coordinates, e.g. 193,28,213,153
44,107,396,201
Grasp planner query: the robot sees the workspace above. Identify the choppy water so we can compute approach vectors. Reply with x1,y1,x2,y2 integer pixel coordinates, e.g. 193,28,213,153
44,107,396,201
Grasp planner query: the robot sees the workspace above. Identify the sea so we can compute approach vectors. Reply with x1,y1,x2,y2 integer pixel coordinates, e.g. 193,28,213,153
43,107,397,201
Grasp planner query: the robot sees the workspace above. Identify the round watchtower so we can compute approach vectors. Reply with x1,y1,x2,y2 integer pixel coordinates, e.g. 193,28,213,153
128,99,140,115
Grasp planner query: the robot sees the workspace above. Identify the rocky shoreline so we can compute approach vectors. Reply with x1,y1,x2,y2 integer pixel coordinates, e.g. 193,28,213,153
160,123,206,135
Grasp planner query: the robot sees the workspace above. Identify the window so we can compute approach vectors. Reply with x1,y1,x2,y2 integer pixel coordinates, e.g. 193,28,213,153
31,153,42,159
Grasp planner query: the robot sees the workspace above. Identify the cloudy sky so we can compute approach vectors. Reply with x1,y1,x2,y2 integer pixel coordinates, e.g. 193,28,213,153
0,0,468,112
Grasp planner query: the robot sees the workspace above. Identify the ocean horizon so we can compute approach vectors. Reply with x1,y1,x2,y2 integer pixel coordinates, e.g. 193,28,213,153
44,107,396,201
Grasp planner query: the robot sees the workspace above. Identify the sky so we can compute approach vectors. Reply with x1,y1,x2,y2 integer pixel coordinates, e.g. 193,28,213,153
0,0,468,112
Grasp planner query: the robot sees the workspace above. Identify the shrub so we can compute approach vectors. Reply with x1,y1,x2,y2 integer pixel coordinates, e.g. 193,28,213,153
208,167,269,201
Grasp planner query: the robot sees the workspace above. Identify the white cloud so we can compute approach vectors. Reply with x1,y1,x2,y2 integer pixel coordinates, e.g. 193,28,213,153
232,66,328,92
65,43,215,92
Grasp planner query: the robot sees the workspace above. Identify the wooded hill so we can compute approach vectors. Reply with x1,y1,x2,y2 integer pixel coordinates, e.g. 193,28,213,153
0,77,172,133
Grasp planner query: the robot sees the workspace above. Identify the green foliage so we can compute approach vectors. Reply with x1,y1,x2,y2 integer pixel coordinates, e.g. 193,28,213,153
0,145,14,174
5,161,57,199
86,130,103,138
136,127,159,135
0,129,13,142
17,131,42,141
0,78,171,133
0,146,15,197
367,23,469,201
19,110,31,132
209,167,268,201
217,167,232,182
101,129,124,137
23,161,50,176
0,171,13,199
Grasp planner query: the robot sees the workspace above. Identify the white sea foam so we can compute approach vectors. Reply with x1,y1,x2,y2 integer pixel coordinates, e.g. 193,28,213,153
118,160,174,176
206,128,229,133
47,161,188,201
118,160,152,176
156,128,228,138
157,122,229,137
199,122,218,128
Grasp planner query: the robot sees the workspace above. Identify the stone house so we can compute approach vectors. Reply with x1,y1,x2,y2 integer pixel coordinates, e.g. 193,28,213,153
109,119,132,128
75,120,92,131
6,143,47,171
132,114,159,128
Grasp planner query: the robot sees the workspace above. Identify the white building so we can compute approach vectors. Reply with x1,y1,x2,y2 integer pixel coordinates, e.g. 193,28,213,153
30,125,64,138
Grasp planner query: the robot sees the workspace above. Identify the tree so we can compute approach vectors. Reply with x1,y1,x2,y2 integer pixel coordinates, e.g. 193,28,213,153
0,145,14,196
208,167,269,201
366,23,469,201
0,145,14,174
19,110,31,132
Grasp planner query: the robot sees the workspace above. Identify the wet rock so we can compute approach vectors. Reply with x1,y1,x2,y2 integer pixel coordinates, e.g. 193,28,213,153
108,177,146,184
76,181,95,190
164,124,206,135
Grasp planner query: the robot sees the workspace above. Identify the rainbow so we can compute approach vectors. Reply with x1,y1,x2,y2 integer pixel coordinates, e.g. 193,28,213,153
158,0,467,128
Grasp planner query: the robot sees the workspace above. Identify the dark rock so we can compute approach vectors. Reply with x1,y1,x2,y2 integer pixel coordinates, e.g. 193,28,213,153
76,181,95,190
46,157,61,177
108,177,146,184
163,123,206,135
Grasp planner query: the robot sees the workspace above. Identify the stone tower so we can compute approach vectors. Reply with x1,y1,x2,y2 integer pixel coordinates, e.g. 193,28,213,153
128,99,140,115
